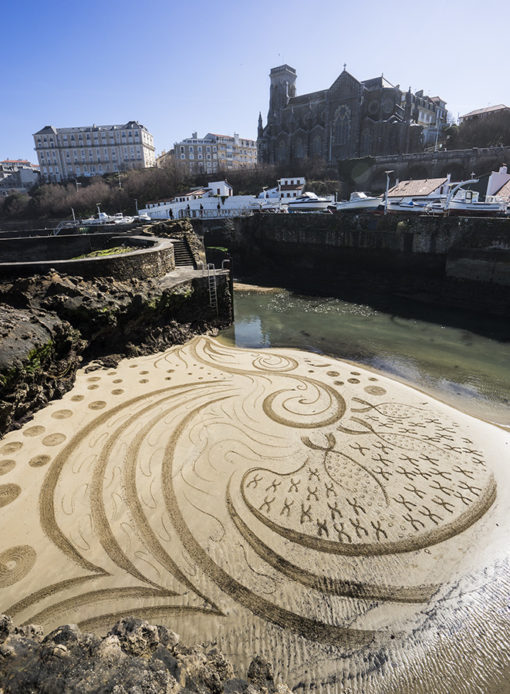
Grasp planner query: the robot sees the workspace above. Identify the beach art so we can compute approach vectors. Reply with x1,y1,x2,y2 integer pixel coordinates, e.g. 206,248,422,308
1,336,508,692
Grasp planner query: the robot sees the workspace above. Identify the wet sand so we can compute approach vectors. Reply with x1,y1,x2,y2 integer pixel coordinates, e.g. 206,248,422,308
1,336,509,692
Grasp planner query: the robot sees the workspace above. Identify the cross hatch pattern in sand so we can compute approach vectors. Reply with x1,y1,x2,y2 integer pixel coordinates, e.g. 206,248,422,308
0,336,499,654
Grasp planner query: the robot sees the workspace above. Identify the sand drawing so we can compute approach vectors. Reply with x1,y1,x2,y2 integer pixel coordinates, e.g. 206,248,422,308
0,336,508,692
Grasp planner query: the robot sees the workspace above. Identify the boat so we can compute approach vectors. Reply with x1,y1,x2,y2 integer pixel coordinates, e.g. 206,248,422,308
286,192,333,213
111,212,135,224
80,211,114,226
443,180,507,216
336,191,382,213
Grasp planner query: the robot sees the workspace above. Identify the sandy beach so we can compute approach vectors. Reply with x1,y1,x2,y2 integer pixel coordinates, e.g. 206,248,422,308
1,336,508,693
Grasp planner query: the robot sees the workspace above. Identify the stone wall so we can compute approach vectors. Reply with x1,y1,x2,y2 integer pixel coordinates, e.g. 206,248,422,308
195,214,510,317
0,234,175,280
346,145,510,191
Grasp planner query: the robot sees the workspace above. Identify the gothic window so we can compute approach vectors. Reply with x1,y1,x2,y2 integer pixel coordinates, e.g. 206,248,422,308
334,105,351,146
277,139,287,163
294,136,305,159
311,134,322,157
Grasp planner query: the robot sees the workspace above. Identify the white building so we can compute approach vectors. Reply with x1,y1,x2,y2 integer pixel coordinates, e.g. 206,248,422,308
139,180,260,220
166,132,257,174
486,165,510,203
0,159,40,196
258,177,305,200
33,121,155,182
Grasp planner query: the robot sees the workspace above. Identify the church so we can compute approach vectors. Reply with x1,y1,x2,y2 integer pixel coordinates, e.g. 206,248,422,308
257,64,445,166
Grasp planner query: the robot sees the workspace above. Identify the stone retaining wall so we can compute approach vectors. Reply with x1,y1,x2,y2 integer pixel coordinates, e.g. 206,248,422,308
0,234,175,280
195,214,510,317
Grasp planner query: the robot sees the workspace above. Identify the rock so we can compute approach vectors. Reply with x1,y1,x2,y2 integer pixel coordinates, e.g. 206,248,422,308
0,616,12,645
0,261,232,437
247,657,275,692
0,615,288,694
108,617,161,657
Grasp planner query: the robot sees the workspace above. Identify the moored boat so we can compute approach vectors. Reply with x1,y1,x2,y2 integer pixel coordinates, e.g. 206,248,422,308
287,192,333,212
336,191,382,213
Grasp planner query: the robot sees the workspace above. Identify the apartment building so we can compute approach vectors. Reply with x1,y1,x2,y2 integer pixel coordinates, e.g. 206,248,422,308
169,132,257,174
0,160,40,196
33,121,155,182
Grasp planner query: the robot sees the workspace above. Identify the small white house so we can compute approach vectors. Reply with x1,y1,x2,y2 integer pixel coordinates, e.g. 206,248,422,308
258,177,306,200
486,165,510,202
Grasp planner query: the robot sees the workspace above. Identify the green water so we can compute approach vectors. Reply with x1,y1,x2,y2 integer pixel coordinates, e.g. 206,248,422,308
220,288,510,427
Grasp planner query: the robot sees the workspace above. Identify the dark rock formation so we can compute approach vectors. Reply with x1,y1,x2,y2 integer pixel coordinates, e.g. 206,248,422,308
0,615,289,694
0,268,232,437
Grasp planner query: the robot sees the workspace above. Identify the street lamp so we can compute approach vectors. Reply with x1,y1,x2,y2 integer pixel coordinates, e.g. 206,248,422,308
384,170,394,215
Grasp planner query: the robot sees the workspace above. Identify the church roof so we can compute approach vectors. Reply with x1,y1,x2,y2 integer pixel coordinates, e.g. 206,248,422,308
288,90,327,106
362,76,395,90
387,177,448,198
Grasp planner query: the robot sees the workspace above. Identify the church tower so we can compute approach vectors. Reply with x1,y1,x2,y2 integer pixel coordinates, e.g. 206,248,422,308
268,65,297,123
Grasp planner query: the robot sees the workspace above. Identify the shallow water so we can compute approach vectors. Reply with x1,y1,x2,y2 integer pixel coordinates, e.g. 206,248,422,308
220,287,510,427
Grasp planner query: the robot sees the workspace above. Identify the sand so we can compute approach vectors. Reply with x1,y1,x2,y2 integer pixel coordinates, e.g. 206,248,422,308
1,336,508,693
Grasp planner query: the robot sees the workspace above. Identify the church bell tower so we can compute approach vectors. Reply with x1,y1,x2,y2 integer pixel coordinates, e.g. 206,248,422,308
268,64,297,123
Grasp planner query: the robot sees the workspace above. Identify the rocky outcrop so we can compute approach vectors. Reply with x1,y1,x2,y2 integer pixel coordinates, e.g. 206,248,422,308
0,614,291,694
0,269,232,436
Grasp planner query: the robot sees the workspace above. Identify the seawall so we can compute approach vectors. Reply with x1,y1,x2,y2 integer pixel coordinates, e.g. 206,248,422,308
194,214,510,317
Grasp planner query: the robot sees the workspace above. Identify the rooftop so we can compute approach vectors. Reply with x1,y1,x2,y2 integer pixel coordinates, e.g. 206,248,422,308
460,104,510,119
34,121,149,135
494,179,510,199
388,177,448,197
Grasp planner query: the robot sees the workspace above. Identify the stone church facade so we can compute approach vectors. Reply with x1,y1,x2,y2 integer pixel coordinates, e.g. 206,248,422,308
257,65,426,166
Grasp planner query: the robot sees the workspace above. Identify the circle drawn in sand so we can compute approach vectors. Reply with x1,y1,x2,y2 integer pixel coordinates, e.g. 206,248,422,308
87,376,101,382
29,455,51,468
0,460,15,476
0,484,21,508
364,386,386,396
71,395,84,402
113,379,122,384
42,433,66,447
51,410,73,419
88,385,99,390
0,442,22,455
89,401,106,410
112,389,124,395
139,379,149,384
23,425,46,437
0,545,36,587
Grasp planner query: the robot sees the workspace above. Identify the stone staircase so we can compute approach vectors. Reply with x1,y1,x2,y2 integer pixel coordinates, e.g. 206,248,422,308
171,239,195,268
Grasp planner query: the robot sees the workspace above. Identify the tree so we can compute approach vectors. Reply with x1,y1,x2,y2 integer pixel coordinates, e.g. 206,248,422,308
446,111,510,149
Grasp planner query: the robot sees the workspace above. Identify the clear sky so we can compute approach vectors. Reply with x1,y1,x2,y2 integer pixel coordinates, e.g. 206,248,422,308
3,0,509,162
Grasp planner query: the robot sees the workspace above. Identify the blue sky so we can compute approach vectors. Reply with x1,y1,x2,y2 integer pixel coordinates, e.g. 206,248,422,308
3,0,509,162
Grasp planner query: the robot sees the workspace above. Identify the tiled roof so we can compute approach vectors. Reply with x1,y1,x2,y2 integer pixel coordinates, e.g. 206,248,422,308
494,179,510,200
461,104,509,119
388,178,448,198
